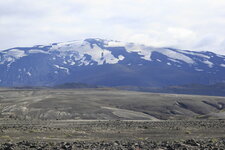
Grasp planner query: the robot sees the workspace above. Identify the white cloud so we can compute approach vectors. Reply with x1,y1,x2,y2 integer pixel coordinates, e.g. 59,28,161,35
0,0,225,54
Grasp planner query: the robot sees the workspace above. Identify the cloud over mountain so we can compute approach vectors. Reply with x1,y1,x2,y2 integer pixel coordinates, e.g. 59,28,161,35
0,0,225,54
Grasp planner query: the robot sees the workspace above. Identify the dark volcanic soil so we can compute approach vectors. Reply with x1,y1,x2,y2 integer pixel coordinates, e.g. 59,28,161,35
0,88,225,120
1,88,225,149
1,119,225,149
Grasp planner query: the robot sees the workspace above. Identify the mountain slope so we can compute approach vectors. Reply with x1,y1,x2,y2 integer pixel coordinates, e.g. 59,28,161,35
117,83,225,96
0,38,225,87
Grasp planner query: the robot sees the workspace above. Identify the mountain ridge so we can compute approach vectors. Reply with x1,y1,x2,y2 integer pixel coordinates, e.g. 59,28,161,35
0,38,225,87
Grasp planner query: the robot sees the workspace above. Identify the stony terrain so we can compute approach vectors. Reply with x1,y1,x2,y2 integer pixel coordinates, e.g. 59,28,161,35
1,88,225,120
1,119,225,149
1,88,225,149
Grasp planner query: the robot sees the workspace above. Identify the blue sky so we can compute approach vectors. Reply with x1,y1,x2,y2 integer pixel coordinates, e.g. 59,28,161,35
1,0,225,54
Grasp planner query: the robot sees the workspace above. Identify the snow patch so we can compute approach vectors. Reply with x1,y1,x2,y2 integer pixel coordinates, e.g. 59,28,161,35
169,58,181,63
159,49,194,64
195,68,204,71
26,72,32,76
70,61,76,65
49,39,198,65
118,55,125,60
38,45,45,48
106,41,126,47
6,57,13,62
29,49,49,54
220,64,225,67
216,54,225,58
180,51,210,59
125,44,152,61
54,65,70,74
203,60,213,68
7,49,26,59
50,41,122,65
79,57,90,66
124,44,194,64
156,59,161,62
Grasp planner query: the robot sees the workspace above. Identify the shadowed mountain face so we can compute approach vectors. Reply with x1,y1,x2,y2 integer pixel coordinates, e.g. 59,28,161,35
116,83,225,97
0,38,225,87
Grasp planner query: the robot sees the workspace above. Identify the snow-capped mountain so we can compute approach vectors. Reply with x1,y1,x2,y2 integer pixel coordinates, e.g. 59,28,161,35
0,38,225,87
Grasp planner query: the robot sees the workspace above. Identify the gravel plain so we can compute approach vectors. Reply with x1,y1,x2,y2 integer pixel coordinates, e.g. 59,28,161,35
1,88,225,149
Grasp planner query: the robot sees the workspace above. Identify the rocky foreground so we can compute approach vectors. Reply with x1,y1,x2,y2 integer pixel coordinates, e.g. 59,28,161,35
1,119,225,149
1,138,225,150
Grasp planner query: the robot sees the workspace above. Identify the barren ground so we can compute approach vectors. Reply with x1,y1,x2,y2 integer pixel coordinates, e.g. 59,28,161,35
0,88,225,149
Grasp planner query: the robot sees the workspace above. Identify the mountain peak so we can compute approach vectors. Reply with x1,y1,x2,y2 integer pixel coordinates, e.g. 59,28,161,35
0,39,225,87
